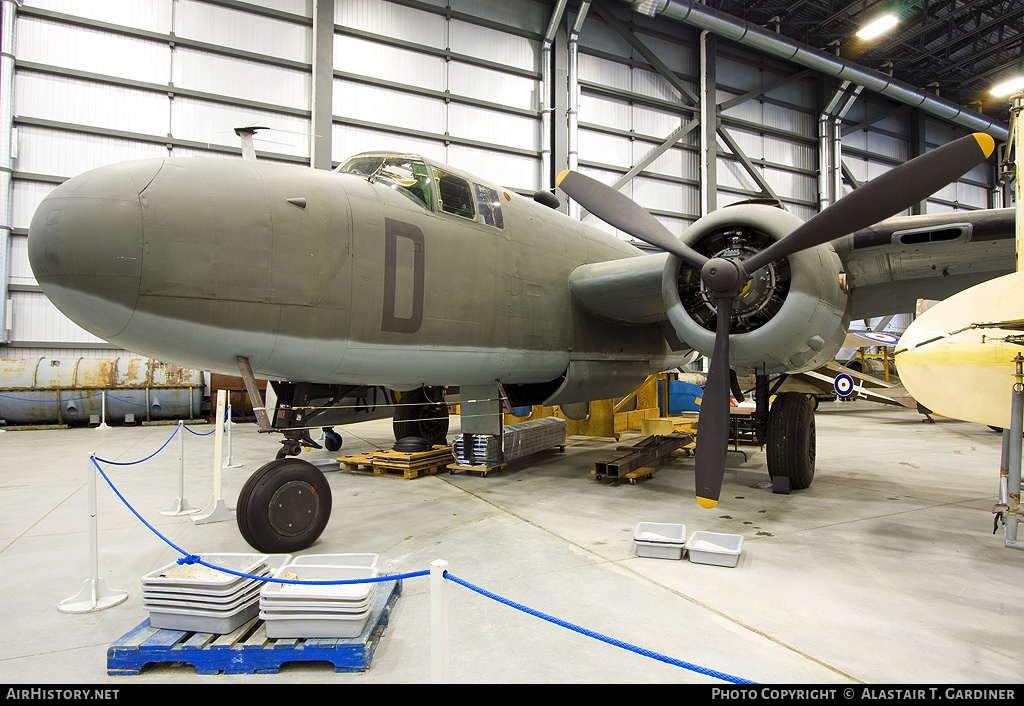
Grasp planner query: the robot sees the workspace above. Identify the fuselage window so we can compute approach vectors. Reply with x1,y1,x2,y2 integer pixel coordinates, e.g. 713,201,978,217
434,169,476,220
473,183,504,229
340,156,434,211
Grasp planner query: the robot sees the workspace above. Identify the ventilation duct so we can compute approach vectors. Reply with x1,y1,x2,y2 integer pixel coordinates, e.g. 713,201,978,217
625,0,1008,142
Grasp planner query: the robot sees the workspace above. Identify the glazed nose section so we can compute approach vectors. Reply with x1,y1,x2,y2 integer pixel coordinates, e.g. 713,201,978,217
28,159,162,339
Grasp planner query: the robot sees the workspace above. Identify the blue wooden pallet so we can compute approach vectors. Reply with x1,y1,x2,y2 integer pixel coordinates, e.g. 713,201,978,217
107,578,401,676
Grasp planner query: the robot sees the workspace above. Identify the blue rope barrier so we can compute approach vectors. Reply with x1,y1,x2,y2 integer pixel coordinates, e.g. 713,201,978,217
442,571,757,685
89,453,427,586
86,427,755,682
105,393,209,410
93,424,181,465
0,391,103,402
231,409,260,425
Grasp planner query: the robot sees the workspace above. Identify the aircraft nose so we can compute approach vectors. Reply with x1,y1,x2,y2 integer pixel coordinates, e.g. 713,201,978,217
28,159,163,339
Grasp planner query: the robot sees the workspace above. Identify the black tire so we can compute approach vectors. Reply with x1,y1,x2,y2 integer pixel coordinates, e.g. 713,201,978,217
765,391,816,490
393,387,449,445
323,429,343,452
236,458,333,553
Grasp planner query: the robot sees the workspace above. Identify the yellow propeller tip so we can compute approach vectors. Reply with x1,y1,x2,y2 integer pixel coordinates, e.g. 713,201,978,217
973,132,996,158
556,169,570,186
697,496,718,509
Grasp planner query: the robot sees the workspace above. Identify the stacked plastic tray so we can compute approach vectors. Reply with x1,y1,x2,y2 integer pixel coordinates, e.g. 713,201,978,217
141,553,274,634
259,554,380,639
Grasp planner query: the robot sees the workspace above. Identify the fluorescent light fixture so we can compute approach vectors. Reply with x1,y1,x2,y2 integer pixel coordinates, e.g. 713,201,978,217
856,14,898,40
990,76,1024,97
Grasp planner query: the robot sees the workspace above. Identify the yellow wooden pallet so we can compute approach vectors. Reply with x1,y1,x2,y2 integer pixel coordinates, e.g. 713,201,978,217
338,447,453,480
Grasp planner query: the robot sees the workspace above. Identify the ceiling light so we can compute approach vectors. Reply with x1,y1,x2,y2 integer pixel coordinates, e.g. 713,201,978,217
856,14,898,40
989,76,1024,97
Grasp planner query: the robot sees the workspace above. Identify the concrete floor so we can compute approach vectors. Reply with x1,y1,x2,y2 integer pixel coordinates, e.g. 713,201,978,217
1,399,1022,685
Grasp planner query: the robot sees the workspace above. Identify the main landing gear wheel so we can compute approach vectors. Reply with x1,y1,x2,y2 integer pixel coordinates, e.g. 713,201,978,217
765,391,816,490
236,458,333,553
393,387,449,445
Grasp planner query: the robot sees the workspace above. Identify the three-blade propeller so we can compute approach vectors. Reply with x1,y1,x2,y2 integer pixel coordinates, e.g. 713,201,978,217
557,132,995,508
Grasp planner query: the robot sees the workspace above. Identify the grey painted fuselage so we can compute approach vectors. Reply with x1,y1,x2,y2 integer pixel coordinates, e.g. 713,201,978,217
27,154,1015,403
28,155,689,400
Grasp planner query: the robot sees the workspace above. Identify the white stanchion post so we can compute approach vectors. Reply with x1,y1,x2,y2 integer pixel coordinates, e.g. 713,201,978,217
430,559,450,684
223,402,241,468
95,391,110,430
192,390,234,524
162,421,199,516
58,455,128,613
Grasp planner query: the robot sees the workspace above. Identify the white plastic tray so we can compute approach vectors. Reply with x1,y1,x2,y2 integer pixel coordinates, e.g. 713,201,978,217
260,591,376,615
633,522,686,559
686,531,743,567
147,601,260,634
142,568,273,600
261,564,379,603
143,585,263,612
141,553,268,589
289,553,378,567
259,609,373,639
633,522,686,543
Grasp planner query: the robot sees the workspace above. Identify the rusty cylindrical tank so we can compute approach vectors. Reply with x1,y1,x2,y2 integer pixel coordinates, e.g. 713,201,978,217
0,358,205,427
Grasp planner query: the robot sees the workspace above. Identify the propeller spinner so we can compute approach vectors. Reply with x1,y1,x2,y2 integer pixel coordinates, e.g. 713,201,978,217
557,132,996,508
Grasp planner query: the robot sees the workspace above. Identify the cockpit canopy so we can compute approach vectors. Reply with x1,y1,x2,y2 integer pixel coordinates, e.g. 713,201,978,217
337,152,504,229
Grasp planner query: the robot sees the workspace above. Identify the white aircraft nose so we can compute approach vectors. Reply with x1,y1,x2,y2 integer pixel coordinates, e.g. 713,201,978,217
28,159,164,340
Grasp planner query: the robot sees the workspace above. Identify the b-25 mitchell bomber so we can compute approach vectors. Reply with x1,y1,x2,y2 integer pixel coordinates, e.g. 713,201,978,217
27,133,1010,552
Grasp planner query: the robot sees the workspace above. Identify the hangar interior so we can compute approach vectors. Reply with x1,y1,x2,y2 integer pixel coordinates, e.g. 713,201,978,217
1,0,1023,685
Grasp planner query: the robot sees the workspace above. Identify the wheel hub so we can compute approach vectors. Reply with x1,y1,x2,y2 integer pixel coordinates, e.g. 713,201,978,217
268,480,319,537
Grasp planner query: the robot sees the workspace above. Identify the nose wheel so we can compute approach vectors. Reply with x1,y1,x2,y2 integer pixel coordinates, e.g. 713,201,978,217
237,458,333,553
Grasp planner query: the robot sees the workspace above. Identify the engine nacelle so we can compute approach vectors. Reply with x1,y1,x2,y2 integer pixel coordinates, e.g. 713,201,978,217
663,204,850,376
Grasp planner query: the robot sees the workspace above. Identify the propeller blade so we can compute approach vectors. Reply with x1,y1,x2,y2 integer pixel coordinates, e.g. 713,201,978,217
744,132,996,273
557,170,708,270
693,296,734,509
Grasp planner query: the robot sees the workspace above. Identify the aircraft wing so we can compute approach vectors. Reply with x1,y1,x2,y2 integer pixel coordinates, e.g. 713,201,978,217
833,208,1016,321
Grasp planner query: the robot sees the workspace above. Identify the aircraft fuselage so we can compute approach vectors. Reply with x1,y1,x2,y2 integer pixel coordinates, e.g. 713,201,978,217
28,155,689,399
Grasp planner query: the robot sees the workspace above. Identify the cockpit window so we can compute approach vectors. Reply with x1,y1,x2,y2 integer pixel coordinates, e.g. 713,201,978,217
340,156,434,211
473,183,504,229
434,169,476,220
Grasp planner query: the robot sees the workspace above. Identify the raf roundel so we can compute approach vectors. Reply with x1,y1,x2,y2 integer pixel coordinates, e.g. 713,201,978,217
834,373,855,397
859,332,900,345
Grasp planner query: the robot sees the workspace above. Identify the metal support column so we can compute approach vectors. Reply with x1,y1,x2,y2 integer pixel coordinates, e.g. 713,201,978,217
909,109,927,215
564,2,590,218
310,0,334,170
0,0,16,344
1013,93,1023,273
540,0,568,192
1004,355,1023,549
832,84,862,203
819,81,851,211
699,30,717,215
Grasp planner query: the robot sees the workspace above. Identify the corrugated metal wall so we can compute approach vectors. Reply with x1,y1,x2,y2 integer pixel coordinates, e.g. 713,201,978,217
331,0,544,190
0,0,1001,358
5,0,315,354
